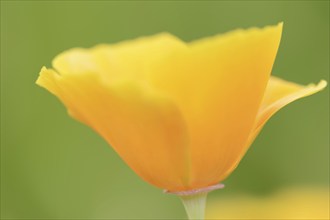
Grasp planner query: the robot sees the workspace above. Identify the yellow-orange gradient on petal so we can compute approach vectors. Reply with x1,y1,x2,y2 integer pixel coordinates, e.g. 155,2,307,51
36,23,326,192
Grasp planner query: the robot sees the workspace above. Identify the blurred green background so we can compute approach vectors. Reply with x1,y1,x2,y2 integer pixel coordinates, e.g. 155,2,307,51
1,1,329,219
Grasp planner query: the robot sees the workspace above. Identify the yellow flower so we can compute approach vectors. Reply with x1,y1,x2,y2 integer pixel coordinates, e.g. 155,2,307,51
207,186,329,219
36,23,326,192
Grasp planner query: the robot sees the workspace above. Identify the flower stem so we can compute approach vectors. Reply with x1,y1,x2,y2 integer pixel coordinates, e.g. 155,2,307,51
180,192,207,220
165,183,224,220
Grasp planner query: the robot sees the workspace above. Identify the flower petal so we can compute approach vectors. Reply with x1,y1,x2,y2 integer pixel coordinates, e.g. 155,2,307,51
149,23,283,188
36,67,190,191
52,33,186,84
219,76,327,180
253,76,327,140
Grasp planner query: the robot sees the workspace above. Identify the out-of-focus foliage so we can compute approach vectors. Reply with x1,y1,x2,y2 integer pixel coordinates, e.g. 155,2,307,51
207,186,329,219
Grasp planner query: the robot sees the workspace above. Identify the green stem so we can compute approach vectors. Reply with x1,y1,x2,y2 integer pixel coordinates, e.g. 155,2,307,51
180,192,208,220
165,183,224,220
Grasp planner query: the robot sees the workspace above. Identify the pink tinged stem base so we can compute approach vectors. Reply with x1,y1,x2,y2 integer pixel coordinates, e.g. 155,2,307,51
165,183,224,220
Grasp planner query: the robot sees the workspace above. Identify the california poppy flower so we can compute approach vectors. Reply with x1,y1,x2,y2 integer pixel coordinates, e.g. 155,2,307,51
36,23,326,212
